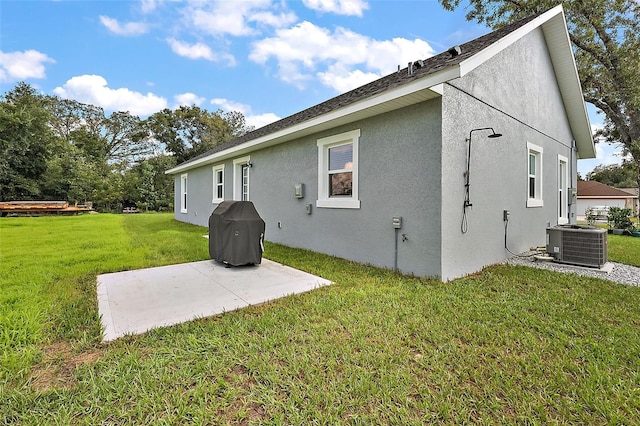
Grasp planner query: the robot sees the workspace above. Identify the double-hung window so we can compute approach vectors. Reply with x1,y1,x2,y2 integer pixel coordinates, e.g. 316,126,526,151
317,129,360,209
526,142,543,207
212,164,224,204
180,173,188,213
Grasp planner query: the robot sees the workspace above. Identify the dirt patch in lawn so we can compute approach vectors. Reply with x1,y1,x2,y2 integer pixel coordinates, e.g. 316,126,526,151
29,341,103,392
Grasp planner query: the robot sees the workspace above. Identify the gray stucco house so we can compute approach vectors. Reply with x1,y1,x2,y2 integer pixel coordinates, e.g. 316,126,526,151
166,5,595,281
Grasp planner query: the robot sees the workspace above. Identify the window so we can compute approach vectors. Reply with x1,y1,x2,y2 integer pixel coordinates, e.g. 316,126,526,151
317,129,360,209
180,173,188,213
558,155,568,224
526,142,543,207
212,164,225,204
233,156,250,201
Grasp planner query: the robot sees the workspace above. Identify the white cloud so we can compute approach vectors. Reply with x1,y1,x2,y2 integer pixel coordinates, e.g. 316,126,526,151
245,112,281,129
140,0,159,14
302,0,369,16
185,0,297,37
166,38,236,64
318,65,380,93
249,21,435,91
174,92,205,107
211,97,251,114
0,50,55,82
211,97,280,129
167,38,210,60
53,75,167,116
99,16,149,36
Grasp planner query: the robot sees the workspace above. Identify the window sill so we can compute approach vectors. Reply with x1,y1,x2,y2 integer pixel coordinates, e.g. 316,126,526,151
316,199,360,209
212,199,224,204
526,199,543,208
180,209,188,214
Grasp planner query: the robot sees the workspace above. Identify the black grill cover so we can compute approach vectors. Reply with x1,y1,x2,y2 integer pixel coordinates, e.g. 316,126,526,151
209,201,265,266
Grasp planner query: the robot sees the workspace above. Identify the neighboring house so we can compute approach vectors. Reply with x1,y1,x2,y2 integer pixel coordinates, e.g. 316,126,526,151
166,5,595,281
577,180,639,217
620,187,640,216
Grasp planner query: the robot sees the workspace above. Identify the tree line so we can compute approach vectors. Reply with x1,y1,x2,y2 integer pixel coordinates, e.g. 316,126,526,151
0,82,252,212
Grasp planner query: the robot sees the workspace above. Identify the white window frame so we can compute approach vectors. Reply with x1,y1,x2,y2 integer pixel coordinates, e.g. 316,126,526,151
316,129,360,209
233,156,251,201
212,164,225,204
558,154,569,224
180,173,188,213
526,142,543,208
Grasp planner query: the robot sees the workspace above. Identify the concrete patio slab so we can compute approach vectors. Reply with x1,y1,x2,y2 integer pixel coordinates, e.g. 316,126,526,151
97,259,332,341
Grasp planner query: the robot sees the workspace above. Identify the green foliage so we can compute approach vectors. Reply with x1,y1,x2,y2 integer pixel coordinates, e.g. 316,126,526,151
586,161,638,188
121,155,176,211
585,206,598,225
607,206,635,230
1,214,640,424
145,105,253,163
0,82,251,211
0,82,55,200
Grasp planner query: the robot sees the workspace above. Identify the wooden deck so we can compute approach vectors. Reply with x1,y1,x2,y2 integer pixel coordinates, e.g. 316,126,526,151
0,201,93,216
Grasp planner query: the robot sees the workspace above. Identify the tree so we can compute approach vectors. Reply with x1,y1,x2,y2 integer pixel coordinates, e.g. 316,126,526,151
0,82,54,200
145,106,253,163
438,0,640,195
586,161,638,188
48,97,151,167
122,155,176,211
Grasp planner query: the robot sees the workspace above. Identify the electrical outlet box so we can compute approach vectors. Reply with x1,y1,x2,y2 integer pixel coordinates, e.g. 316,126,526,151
305,204,312,214
294,183,304,199
392,217,402,229
503,210,510,221
568,187,577,205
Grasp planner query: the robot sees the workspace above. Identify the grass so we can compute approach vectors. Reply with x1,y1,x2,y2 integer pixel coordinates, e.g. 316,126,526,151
607,233,640,266
1,214,640,424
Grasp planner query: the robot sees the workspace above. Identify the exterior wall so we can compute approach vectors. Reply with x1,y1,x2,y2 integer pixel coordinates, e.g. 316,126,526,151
172,166,219,226
174,99,444,277
171,27,588,281
440,27,579,280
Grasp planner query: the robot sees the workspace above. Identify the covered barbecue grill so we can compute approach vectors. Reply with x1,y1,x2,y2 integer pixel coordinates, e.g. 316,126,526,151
209,201,265,266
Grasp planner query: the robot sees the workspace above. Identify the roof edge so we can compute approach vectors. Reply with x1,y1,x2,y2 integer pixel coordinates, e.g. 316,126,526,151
457,5,595,158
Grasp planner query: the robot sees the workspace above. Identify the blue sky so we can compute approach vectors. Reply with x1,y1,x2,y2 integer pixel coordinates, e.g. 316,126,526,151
0,0,622,176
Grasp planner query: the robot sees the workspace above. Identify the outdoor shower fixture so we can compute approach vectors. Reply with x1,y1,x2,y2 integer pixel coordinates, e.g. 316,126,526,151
461,127,503,233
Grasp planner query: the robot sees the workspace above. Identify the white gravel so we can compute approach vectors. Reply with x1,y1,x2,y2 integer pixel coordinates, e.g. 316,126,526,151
505,252,640,287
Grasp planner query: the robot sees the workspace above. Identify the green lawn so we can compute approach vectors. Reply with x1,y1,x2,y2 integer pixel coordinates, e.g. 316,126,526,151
1,214,640,424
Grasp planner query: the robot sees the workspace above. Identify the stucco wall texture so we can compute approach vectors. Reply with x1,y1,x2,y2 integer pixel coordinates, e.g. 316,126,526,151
174,27,581,281
440,27,577,280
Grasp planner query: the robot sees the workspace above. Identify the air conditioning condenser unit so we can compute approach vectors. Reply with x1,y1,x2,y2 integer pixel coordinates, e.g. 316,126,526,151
546,225,608,268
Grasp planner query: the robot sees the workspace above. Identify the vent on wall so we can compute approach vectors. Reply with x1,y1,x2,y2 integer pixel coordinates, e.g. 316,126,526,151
546,225,608,268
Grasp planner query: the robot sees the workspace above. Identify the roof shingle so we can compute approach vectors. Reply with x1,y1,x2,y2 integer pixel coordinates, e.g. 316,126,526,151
577,180,636,197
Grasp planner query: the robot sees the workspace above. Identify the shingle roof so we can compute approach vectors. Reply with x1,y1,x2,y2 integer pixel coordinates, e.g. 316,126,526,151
577,180,636,197
175,11,544,169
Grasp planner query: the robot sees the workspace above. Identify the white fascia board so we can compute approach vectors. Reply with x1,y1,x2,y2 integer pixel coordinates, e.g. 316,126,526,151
166,69,454,175
541,9,595,158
